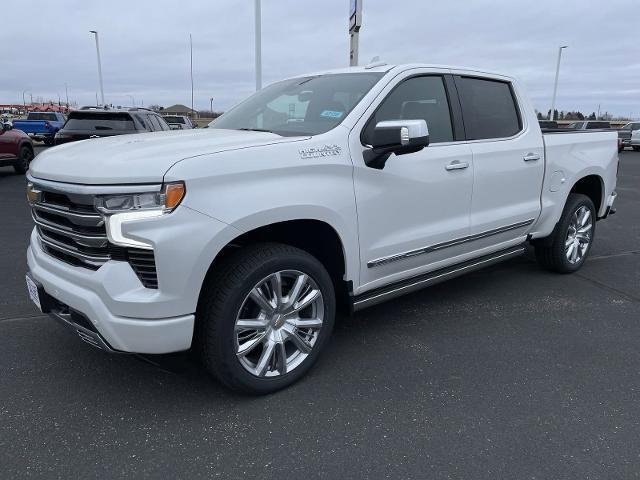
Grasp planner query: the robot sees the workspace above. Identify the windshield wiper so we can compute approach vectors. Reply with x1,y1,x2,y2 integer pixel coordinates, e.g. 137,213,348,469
237,127,274,133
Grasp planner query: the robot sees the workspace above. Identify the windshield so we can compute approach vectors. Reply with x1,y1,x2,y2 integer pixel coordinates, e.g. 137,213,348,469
164,116,185,124
211,73,384,136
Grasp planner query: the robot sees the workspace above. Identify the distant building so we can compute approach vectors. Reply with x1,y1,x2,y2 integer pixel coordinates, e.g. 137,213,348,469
161,104,199,119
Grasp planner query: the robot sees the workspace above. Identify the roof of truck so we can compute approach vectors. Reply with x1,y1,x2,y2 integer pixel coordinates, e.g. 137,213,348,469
303,63,514,80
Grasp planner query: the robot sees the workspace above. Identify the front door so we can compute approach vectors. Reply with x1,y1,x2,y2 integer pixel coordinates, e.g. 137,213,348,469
349,72,475,292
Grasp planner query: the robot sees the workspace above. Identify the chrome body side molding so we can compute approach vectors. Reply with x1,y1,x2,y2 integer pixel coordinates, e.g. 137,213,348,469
367,219,534,268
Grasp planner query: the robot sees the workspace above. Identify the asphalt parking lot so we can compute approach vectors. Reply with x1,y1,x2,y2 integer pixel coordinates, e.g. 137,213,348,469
1,148,639,479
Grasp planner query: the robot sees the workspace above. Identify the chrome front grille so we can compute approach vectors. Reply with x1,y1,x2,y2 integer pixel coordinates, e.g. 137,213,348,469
31,189,109,270
29,180,159,288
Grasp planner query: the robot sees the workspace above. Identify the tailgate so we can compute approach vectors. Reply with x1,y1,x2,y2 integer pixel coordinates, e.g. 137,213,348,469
13,121,48,134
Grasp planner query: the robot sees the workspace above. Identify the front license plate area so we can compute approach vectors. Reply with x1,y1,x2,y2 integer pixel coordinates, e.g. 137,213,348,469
26,274,41,311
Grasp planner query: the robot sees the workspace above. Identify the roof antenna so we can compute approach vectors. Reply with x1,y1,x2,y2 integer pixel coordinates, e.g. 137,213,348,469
365,56,386,69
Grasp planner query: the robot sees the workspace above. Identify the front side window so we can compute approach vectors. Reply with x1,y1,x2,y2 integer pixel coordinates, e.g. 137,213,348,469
362,76,454,145
456,77,521,140
211,73,383,136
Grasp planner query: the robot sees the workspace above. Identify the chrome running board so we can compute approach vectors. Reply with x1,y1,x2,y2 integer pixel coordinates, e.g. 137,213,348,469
351,245,526,312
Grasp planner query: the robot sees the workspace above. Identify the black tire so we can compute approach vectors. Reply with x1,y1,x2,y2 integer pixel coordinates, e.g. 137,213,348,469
633,146,640,152
13,145,34,174
196,243,336,394
535,193,596,273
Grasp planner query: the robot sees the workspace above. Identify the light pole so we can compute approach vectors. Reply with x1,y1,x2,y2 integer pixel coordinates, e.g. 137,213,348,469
22,90,31,111
255,0,262,90
550,45,568,121
90,30,105,105
190,34,194,120
210,97,214,117
65,83,69,108
127,95,135,106
349,0,363,66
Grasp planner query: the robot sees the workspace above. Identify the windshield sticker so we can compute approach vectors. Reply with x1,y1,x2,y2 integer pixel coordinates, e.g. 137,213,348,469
320,110,344,119
299,145,343,159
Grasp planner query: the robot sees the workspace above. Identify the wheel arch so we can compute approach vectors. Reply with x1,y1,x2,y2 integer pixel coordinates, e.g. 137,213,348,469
197,217,355,314
569,174,604,215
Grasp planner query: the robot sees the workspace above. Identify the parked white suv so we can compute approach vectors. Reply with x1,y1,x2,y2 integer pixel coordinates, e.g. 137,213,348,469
26,64,618,393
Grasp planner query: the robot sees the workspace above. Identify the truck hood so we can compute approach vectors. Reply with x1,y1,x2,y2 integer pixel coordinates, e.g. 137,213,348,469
29,129,303,185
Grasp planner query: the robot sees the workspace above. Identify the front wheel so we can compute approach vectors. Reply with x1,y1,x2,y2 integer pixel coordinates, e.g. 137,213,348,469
13,145,34,174
535,193,596,273
633,146,640,152
197,243,336,394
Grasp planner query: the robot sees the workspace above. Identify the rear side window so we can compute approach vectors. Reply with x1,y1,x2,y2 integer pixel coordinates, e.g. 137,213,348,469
363,76,454,144
147,115,162,131
455,77,521,140
134,114,149,130
27,113,58,121
154,115,170,131
587,122,610,129
63,113,135,131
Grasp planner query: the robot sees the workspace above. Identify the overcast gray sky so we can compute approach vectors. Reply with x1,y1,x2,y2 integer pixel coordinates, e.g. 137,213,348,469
2,0,637,117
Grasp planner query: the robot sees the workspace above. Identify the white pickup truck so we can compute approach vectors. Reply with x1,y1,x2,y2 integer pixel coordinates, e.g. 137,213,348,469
26,63,618,394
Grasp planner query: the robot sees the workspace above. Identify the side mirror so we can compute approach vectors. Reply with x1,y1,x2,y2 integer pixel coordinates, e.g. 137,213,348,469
1,122,12,132
364,119,429,169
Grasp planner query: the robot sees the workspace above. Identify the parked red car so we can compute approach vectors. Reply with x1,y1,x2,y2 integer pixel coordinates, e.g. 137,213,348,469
0,123,35,174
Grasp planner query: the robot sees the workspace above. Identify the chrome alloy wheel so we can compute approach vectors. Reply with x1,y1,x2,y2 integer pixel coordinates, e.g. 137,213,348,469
565,205,593,264
234,270,324,378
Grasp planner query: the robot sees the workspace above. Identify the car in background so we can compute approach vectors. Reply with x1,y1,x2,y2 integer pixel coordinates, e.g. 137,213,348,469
539,120,558,129
54,107,171,145
631,127,640,152
12,112,66,145
0,123,34,174
566,121,612,130
1,113,15,125
163,115,194,130
618,122,640,151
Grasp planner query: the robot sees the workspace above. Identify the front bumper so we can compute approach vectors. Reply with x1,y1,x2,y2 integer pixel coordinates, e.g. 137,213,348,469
26,204,236,354
28,241,194,353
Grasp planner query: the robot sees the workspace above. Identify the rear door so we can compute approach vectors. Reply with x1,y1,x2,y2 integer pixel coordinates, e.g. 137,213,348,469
453,74,544,249
0,129,14,159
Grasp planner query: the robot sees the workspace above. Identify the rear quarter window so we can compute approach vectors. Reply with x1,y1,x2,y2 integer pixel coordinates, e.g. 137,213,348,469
455,77,522,140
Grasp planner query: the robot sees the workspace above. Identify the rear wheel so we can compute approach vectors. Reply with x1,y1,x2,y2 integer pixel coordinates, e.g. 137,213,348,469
13,145,33,174
633,146,640,152
535,193,595,273
197,243,336,394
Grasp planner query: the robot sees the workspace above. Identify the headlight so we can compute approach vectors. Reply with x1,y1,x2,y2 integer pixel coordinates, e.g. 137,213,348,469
95,182,185,214
95,182,185,250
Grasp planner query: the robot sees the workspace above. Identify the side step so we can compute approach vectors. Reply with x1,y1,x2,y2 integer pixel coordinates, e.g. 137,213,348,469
350,245,526,312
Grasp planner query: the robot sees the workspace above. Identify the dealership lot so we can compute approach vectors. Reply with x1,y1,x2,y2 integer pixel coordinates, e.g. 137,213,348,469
1,149,639,477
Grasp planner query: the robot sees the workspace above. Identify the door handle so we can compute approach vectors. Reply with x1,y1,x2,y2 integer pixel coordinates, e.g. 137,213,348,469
523,153,541,162
445,160,469,171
